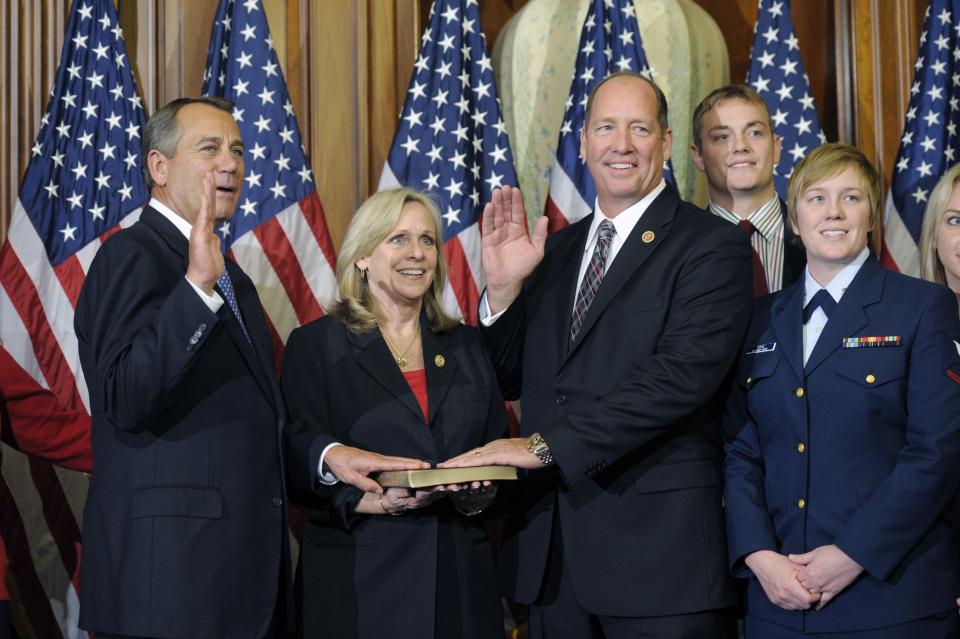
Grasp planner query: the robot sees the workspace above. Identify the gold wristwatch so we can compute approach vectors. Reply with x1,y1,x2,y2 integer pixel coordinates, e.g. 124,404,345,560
526,432,554,466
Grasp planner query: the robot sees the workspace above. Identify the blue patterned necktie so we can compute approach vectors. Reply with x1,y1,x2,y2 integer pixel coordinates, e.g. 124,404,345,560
217,269,253,346
570,219,616,341
803,289,836,324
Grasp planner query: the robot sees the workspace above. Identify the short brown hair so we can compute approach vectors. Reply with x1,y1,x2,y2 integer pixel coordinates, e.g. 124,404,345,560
920,163,960,285
583,71,669,135
142,96,236,190
786,143,881,231
692,84,774,148
333,188,458,333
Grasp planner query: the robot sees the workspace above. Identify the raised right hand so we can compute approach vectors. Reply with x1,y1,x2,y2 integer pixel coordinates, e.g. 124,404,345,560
481,185,549,314
745,550,821,611
185,172,225,294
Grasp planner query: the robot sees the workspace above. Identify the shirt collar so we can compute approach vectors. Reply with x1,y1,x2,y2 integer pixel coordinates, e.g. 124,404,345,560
587,178,667,249
709,195,782,240
803,246,870,304
150,197,193,241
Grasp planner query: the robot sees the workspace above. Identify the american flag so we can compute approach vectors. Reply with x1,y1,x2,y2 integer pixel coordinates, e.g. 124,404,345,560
544,0,675,233
0,0,146,636
883,0,960,275
746,0,825,198
202,0,337,354
379,0,519,324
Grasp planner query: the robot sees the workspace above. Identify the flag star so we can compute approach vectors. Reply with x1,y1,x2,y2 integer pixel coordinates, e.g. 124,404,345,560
297,167,312,183
896,156,909,172
92,42,109,60
785,33,799,51
954,72,960,87
581,40,596,56
124,151,138,170
902,130,914,145
67,191,83,209
953,96,960,112
100,141,116,160
438,33,456,53
921,135,937,152
258,87,275,105
443,206,461,225
248,142,267,161
614,54,632,71
449,150,467,170
111,24,123,40
604,18,612,33
241,23,256,41
927,85,944,101
939,8,952,24
431,89,449,108
56,122,71,137
217,222,231,238
752,76,771,93
906,106,917,121
793,116,812,136
245,171,262,189
401,136,420,156
236,51,253,69
459,69,471,87
61,91,77,109
403,109,423,128
453,123,469,143
67,63,82,80
219,71,226,87
274,154,291,171
770,109,788,127
240,198,257,216
78,131,94,149
269,182,287,199
947,145,957,162
788,142,807,162
485,172,505,190
473,81,491,99
254,115,271,133
774,83,794,101
128,94,142,110
221,43,229,58
44,180,58,199
244,0,259,12
490,144,508,164
441,5,458,23
429,116,446,136
426,144,443,163
757,50,775,68
470,188,480,207
923,110,940,127
478,53,493,74
950,122,958,137
798,92,815,110
620,2,636,18
560,119,573,135
283,100,294,117
917,160,934,177
98,14,111,29
470,110,487,127
78,3,93,19
94,171,111,189
51,151,65,168
262,60,278,77
409,81,427,100
910,80,920,95
762,26,778,44
73,33,89,49
88,203,105,221
265,35,275,50
437,60,452,79
932,59,947,75
41,113,50,127
769,0,784,16
423,171,440,190
86,71,105,89
413,53,429,74
60,222,77,242
31,142,42,157
126,122,140,140
232,107,244,122
118,182,133,201
580,66,595,83
912,186,929,203
493,118,507,137
779,58,798,77
463,17,476,33
106,112,122,129
585,13,596,29
82,100,98,119
233,78,250,96
278,127,294,144
71,162,88,180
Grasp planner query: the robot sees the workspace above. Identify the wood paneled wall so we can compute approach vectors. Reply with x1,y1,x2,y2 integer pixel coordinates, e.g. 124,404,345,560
0,0,932,250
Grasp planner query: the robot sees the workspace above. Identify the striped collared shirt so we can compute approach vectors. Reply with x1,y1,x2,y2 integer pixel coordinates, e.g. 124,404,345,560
709,196,785,292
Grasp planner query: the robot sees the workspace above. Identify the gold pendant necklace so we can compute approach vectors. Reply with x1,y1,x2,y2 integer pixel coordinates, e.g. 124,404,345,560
380,324,420,368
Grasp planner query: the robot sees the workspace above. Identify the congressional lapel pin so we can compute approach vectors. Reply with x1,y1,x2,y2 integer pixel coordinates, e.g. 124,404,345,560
746,343,777,355
434,354,445,368
641,230,655,243
841,336,901,349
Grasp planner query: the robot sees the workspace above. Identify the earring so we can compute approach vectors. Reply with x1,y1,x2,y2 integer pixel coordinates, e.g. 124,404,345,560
359,267,368,281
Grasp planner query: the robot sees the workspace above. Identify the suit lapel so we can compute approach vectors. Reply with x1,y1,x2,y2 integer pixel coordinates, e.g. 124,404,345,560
768,279,805,380
353,328,425,422
804,256,884,376
563,188,678,364
423,327,459,426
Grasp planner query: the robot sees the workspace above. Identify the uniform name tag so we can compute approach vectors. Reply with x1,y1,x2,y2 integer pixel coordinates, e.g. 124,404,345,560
746,343,776,355
841,336,901,349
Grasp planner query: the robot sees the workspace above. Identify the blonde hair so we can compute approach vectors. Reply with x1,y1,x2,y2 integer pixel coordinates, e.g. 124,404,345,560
332,188,458,333
787,143,881,231
919,163,960,284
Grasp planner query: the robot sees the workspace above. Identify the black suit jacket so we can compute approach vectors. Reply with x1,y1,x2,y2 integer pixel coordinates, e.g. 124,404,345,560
482,187,753,617
75,206,292,638
282,316,507,639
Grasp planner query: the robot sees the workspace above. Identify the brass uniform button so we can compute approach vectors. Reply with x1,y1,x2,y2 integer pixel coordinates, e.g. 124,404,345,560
865,373,876,384
746,376,753,385
797,498,806,509
434,354,445,368
796,442,805,453
795,387,805,398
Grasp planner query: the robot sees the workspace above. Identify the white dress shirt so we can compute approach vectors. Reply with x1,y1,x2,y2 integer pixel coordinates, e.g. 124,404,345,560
802,247,869,365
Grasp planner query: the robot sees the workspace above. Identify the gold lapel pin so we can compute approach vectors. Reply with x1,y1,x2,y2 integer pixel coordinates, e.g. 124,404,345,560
434,354,445,367
641,230,655,243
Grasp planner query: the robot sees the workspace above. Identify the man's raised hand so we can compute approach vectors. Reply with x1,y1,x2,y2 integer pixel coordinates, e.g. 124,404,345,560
185,172,225,295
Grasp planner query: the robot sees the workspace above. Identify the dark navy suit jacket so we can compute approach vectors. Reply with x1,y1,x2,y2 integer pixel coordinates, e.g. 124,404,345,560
724,255,960,632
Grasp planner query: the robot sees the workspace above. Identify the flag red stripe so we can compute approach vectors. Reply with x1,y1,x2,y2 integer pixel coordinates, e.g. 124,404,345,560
53,256,85,309
443,236,480,326
543,197,571,234
254,217,323,325
0,472,64,639
27,459,82,594
298,193,337,271
878,239,902,272
0,248,85,411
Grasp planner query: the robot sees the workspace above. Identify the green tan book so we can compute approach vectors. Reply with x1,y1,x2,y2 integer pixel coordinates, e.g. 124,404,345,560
376,465,518,488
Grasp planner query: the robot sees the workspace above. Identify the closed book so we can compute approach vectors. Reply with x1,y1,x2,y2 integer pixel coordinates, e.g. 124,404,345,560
376,465,518,488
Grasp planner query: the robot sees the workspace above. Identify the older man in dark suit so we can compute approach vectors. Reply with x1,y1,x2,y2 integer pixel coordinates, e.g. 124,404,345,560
74,96,423,639
442,72,753,638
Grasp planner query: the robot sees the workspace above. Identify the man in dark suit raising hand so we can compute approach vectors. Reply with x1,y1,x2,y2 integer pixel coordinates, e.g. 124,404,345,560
443,72,752,638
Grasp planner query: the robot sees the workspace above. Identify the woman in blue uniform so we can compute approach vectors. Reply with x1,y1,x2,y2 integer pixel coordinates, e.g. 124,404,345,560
723,143,960,638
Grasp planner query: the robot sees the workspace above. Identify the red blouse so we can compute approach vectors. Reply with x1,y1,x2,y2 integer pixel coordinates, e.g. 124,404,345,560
402,369,429,423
